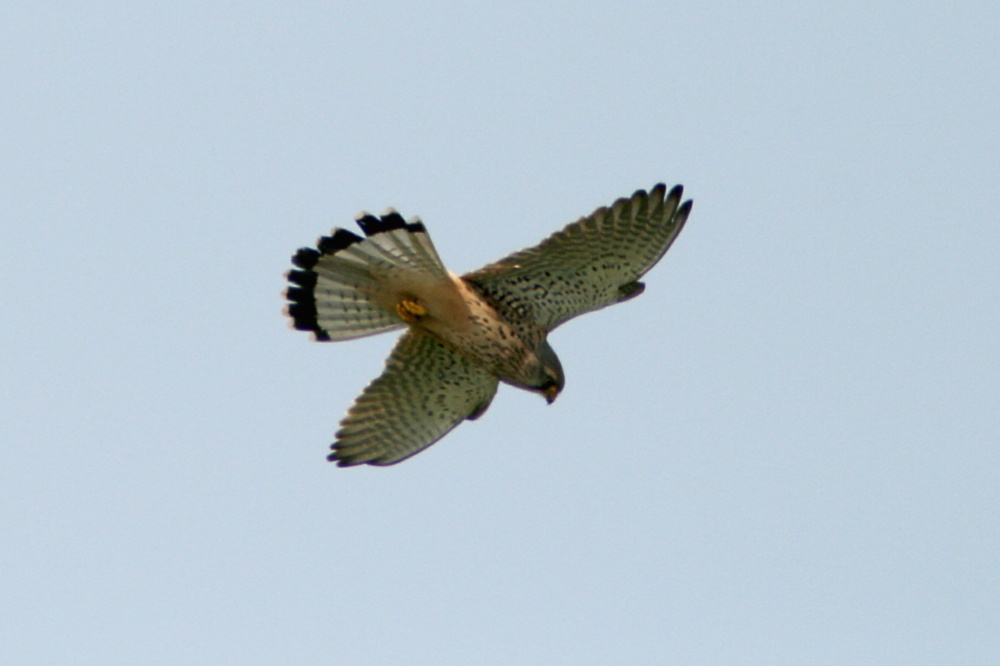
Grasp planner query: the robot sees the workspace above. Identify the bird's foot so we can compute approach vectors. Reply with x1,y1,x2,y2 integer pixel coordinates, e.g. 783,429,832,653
396,296,428,323
617,280,645,302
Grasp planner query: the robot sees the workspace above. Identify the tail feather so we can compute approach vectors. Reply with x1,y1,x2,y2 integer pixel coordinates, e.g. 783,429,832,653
285,210,448,341
353,210,447,277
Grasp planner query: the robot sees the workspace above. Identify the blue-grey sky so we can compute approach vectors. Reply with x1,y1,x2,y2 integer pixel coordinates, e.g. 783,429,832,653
2,3,998,664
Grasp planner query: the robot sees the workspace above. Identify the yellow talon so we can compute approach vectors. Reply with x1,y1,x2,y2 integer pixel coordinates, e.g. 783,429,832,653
396,296,428,323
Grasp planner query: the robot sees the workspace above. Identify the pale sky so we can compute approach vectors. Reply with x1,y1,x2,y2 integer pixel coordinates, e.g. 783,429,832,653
2,3,998,664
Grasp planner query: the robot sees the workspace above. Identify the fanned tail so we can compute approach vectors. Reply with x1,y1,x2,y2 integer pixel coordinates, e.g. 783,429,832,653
284,209,449,341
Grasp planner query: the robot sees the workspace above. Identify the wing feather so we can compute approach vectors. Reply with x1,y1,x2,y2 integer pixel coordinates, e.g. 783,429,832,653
463,184,691,331
330,330,499,466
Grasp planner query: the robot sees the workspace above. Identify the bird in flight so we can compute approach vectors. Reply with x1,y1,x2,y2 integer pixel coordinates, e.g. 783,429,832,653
285,183,692,466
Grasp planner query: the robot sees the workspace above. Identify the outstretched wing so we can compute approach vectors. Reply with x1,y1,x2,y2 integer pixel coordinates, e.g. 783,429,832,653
463,184,692,332
331,330,499,466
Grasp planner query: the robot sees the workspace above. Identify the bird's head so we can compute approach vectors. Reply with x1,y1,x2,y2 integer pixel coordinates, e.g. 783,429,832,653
534,339,564,404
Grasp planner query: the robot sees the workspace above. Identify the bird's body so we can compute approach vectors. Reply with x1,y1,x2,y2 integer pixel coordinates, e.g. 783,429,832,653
285,183,692,466
394,272,546,388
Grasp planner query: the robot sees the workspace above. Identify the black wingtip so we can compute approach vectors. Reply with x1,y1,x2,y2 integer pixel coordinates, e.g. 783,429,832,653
328,448,365,466
328,441,347,464
677,198,693,219
667,184,684,204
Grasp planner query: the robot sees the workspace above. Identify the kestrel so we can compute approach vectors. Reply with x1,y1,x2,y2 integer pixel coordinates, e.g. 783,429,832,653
285,183,692,466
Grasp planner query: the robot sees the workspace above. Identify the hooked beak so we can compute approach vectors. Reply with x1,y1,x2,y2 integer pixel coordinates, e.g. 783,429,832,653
543,383,559,404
